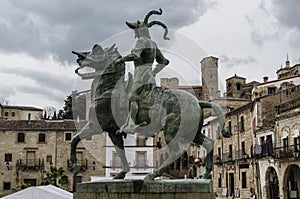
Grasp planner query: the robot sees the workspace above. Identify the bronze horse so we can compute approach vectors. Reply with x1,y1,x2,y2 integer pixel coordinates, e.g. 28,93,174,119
70,44,231,180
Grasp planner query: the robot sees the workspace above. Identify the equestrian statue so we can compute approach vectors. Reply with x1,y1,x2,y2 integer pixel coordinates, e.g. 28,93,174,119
70,9,231,181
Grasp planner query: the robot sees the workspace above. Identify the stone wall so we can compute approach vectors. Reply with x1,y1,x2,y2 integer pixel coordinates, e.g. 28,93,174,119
74,179,214,199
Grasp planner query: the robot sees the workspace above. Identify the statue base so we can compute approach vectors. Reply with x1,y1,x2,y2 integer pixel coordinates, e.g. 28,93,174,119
74,179,214,199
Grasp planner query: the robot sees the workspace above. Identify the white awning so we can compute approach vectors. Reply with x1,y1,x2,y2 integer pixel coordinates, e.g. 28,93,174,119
1,185,72,199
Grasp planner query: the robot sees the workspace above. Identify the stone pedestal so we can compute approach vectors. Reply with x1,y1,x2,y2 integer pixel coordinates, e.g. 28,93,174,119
74,179,214,199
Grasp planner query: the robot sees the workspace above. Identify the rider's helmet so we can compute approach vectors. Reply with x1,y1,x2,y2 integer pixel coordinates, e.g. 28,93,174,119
126,8,169,40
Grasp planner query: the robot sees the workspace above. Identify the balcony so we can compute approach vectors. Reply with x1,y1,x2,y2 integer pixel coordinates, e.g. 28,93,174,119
235,150,249,160
67,159,88,172
276,97,300,114
273,144,300,159
253,143,274,158
222,152,234,163
16,158,44,171
213,155,222,165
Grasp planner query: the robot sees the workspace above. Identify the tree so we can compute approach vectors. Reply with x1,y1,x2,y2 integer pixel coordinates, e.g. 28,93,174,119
43,106,57,120
62,94,73,119
58,91,87,120
0,97,10,105
42,166,69,189
52,111,57,120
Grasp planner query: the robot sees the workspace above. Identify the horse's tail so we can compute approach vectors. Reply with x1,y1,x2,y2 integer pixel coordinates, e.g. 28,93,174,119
199,101,231,138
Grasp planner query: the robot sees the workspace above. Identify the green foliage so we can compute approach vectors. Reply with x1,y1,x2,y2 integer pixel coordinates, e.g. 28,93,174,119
58,91,87,120
20,183,31,190
42,166,69,189
0,183,31,197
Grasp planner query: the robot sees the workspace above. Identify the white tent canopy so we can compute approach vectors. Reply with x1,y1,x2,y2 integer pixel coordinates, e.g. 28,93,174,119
1,185,73,199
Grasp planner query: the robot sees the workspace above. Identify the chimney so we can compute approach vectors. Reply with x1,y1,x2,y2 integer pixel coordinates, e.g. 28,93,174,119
263,76,269,82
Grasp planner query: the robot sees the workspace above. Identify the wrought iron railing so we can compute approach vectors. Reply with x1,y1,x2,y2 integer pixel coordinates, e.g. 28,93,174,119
67,159,88,171
213,155,222,165
276,97,300,114
253,143,274,158
235,150,249,160
16,158,44,171
222,152,234,162
273,144,300,159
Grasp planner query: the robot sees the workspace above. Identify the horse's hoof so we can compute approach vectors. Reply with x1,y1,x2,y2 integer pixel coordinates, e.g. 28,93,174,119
144,174,155,181
112,171,126,179
73,164,81,176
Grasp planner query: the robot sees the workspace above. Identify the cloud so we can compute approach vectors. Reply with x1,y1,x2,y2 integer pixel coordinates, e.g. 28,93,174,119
245,1,282,46
0,86,16,103
0,0,213,63
0,66,73,92
219,55,257,67
271,0,300,30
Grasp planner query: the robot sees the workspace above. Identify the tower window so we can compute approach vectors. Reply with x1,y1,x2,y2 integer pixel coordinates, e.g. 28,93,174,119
236,83,241,90
228,83,232,90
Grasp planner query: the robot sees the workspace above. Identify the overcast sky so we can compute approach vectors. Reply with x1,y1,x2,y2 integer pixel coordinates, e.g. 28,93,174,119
0,0,300,110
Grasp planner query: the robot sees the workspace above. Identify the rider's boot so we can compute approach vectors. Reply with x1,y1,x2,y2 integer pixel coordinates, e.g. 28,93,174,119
118,101,146,134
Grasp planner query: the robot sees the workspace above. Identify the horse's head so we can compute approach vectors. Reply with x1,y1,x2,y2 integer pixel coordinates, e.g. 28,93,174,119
72,44,121,79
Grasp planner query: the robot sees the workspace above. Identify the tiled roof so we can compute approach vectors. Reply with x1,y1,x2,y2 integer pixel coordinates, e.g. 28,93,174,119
0,120,87,131
2,105,43,111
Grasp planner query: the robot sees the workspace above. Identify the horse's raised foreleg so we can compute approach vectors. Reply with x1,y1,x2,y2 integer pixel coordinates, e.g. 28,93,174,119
108,132,130,179
70,121,103,176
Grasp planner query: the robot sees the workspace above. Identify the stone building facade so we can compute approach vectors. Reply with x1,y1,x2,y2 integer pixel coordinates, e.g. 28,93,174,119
213,102,255,198
0,105,43,120
276,57,300,79
161,77,202,100
0,119,106,195
253,83,300,199
225,74,259,99
210,58,300,198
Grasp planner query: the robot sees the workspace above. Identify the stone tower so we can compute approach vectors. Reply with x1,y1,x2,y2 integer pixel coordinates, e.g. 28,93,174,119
201,56,220,101
225,74,246,98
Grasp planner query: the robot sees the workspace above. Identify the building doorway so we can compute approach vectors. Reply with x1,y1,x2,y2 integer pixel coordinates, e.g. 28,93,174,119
229,173,235,197
284,165,300,199
266,167,279,199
